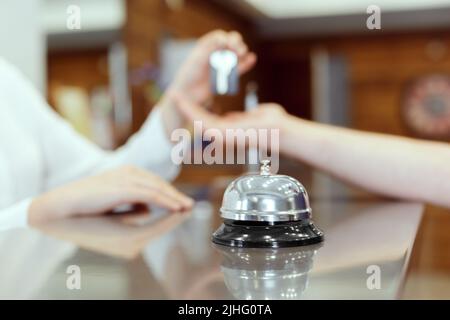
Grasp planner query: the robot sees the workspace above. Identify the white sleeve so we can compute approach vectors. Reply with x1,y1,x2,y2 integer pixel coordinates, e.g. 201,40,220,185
37,104,180,189
93,107,180,179
0,198,32,231
1,59,180,190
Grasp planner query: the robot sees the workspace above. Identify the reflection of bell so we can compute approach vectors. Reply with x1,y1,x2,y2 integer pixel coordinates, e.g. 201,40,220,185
212,160,324,248
214,244,321,300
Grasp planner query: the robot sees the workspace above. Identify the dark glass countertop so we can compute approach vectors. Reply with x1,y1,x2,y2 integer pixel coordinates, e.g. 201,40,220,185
0,173,423,299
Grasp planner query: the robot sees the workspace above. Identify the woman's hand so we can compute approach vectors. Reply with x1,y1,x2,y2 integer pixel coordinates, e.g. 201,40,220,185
28,165,194,224
160,30,257,135
169,30,256,103
175,96,289,132
173,96,291,153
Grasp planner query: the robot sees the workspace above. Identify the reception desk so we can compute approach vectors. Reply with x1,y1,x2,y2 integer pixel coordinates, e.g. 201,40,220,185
0,171,423,299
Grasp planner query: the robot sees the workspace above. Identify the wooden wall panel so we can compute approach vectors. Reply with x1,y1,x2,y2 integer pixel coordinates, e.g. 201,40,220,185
343,34,450,137
260,31,450,140
47,49,109,107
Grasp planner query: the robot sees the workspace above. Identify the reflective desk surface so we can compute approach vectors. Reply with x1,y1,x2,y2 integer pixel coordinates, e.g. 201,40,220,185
0,175,423,299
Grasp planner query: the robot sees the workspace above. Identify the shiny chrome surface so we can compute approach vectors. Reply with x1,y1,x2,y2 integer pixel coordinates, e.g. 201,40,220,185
215,244,321,299
220,160,312,222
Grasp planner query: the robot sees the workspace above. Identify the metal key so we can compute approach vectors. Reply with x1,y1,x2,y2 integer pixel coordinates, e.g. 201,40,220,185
210,50,238,95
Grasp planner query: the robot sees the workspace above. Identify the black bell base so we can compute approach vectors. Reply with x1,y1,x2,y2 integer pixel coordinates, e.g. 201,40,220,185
212,219,324,248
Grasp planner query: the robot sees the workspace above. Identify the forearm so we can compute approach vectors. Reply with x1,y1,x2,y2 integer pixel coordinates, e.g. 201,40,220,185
89,106,180,181
280,115,450,208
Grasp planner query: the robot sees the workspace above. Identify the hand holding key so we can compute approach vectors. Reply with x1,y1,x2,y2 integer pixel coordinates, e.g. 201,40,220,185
167,30,256,103
159,30,256,136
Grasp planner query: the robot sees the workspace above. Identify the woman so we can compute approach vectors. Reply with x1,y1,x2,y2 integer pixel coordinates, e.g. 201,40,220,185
177,100,450,209
0,30,257,229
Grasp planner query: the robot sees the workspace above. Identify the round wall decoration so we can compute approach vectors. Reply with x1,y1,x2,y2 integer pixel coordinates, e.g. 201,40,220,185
402,74,450,140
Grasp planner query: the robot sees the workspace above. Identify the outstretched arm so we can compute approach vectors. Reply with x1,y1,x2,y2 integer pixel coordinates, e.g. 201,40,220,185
177,100,450,208
281,113,450,208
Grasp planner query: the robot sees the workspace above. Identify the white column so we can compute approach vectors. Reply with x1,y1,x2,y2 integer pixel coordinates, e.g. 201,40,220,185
0,0,46,93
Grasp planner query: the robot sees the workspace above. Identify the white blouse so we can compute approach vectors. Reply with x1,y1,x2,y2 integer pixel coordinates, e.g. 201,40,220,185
0,58,179,230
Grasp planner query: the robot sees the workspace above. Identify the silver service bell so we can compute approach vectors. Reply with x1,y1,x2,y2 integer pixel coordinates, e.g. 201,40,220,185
212,160,324,248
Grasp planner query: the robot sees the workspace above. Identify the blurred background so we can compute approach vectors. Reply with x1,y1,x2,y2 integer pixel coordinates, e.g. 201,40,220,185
1,0,449,298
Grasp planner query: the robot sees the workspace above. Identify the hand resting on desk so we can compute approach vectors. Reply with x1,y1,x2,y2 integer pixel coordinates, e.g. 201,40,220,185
28,165,194,224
